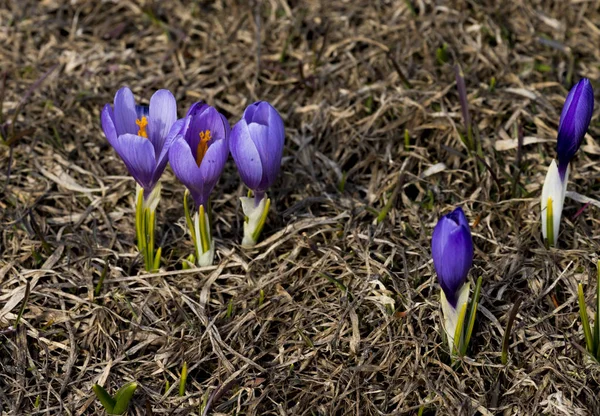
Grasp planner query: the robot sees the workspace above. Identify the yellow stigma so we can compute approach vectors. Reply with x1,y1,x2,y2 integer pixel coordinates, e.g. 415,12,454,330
196,130,211,166
136,116,148,138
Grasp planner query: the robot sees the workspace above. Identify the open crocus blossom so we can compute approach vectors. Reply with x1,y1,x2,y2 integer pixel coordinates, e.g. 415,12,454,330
541,78,594,247
431,207,481,356
169,102,230,266
101,87,181,271
230,101,285,246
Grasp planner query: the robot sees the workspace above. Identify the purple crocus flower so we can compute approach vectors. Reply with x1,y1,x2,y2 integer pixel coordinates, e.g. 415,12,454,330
168,102,230,208
101,87,182,194
556,78,594,179
431,207,474,308
230,101,285,201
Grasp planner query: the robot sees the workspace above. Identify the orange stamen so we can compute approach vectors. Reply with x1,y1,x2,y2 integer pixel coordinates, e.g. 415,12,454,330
196,130,211,166
136,116,148,138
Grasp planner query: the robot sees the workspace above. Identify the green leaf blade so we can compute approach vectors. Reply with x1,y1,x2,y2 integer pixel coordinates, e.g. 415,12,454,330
112,381,138,415
92,384,116,414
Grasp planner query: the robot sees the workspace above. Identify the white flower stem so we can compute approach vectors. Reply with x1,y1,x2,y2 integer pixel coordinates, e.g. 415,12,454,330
135,183,162,271
193,205,214,267
240,193,270,247
440,283,470,353
540,159,568,247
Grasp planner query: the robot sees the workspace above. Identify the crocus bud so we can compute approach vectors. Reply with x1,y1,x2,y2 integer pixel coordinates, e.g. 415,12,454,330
431,207,474,349
556,78,594,179
230,101,285,196
230,101,285,246
540,79,593,247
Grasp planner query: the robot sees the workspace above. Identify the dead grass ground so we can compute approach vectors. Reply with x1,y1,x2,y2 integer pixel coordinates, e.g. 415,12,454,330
1,0,600,414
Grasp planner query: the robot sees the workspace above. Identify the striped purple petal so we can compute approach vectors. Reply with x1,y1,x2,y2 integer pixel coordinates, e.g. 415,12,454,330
153,117,187,185
231,101,284,192
110,133,157,190
169,137,207,206
113,87,138,137
148,89,177,157
230,118,263,190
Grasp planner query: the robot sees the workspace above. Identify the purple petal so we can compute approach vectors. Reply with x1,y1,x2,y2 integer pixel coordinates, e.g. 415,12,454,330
113,87,138,136
111,133,157,190
556,78,594,174
101,104,117,145
264,103,285,187
431,207,473,307
247,122,270,188
186,101,209,118
245,102,285,190
230,119,263,190
153,118,188,184
199,135,229,197
148,89,177,155
169,136,206,207
244,101,267,124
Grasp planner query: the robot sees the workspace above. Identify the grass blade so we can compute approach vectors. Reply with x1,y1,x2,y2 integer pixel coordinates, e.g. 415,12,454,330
454,63,472,148
501,297,522,364
153,247,162,271
461,276,483,355
179,362,188,397
94,261,108,298
578,284,593,354
15,280,30,328
198,205,210,253
183,190,197,248
453,302,468,356
252,198,271,242
595,260,600,357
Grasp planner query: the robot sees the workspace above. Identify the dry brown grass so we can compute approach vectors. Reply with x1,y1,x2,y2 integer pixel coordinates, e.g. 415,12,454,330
2,0,600,414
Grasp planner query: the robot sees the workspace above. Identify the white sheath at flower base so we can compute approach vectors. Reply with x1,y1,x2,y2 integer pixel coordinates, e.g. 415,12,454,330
440,283,470,352
540,159,569,246
193,210,214,267
240,195,268,247
137,182,162,213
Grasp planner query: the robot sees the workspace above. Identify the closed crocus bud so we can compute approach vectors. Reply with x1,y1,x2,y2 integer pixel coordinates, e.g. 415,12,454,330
540,79,594,247
230,101,285,246
431,207,474,350
556,78,594,179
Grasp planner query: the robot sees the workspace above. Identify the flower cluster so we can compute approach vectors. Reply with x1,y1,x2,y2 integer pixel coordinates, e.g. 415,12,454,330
101,78,596,361
101,87,284,270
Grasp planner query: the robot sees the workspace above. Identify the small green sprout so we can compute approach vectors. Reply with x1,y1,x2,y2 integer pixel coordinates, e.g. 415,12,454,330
93,381,138,415
578,260,600,362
